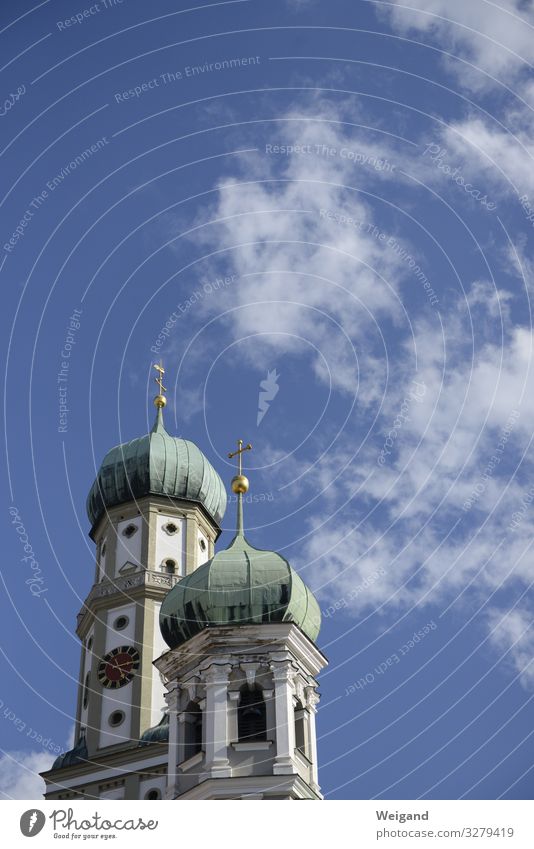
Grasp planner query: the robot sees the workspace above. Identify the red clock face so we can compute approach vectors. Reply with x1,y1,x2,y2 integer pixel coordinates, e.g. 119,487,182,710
98,646,140,689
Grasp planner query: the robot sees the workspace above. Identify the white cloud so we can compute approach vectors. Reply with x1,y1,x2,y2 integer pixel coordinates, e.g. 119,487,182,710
487,606,534,689
383,0,534,89
0,749,54,800
167,96,534,689
174,102,423,401
440,116,534,198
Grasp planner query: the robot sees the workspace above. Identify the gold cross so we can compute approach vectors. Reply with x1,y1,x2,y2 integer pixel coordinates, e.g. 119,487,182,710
228,439,252,475
153,361,167,396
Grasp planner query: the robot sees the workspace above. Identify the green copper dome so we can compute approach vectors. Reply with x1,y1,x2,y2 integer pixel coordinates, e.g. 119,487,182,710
160,496,321,648
52,733,87,770
87,408,227,529
139,713,169,747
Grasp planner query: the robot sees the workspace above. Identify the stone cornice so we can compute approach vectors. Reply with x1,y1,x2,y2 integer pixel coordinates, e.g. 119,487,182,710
76,570,180,637
41,741,168,785
88,494,221,543
155,623,328,681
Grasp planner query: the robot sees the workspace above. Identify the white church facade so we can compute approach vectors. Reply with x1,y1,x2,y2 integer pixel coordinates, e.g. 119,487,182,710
41,369,327,800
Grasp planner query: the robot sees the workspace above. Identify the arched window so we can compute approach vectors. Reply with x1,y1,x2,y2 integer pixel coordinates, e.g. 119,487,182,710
237,685,267,742
162,558,176,575
183,702,202,761
294,700,306,756
82,673,90,709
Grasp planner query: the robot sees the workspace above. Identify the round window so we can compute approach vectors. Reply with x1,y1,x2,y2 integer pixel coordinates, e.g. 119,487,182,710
163,522,178,535
113,615,129,631
122,524,137,538
109,710,125,728
199,539,207,552
144,789,161,800
87,636,93,652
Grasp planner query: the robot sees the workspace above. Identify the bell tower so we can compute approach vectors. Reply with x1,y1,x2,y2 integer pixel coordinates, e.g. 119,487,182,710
156,441,327,800
41,377,327,801
42,365,227,800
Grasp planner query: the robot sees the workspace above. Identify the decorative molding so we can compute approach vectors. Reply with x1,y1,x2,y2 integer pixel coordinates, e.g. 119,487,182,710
182,679,199,703
231,741,273,752
178,750,204,771
240,662,260,689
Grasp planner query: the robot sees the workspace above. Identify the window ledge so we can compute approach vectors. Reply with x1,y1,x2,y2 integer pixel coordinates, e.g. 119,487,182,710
231,741,273,752
178,750,204,770
295,748,312,766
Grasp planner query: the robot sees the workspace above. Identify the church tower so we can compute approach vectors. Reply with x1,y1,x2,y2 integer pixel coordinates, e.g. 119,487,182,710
156,441,328,800
41,367,327,801
42,366,227,800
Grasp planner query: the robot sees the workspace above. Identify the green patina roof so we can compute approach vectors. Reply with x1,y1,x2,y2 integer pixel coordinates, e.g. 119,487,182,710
52,733,88,770
87,408,227,529
160,496,321,648
138,713,169,747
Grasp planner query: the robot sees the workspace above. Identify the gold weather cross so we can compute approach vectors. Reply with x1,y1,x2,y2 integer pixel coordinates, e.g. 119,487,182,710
153,361,167,408
153,361,166,395
228,439,252,474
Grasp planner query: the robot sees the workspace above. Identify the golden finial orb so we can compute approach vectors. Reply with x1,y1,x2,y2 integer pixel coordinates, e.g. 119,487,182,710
154,394,167,408
231,474,249,494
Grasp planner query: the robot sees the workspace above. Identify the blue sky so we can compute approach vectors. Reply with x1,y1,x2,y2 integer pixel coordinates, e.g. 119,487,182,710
1,0,534,800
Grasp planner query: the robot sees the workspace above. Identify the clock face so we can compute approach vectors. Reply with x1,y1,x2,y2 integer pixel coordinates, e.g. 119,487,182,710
97,645,140,689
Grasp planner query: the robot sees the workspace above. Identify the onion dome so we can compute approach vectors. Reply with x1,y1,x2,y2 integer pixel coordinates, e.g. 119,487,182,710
160,442,321,649
138,713,169,747
86,393,227,531
52,732,87,770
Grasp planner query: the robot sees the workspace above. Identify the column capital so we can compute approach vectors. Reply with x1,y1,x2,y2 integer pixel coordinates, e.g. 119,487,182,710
269,660,296,683
182,677,201,703
164,686,180,710
305,686,320,711
202,662,233,684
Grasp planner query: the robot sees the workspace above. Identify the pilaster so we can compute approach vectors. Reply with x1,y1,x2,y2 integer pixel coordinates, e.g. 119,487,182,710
203,663,232,777
165,686,180,799
270,661,297,775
